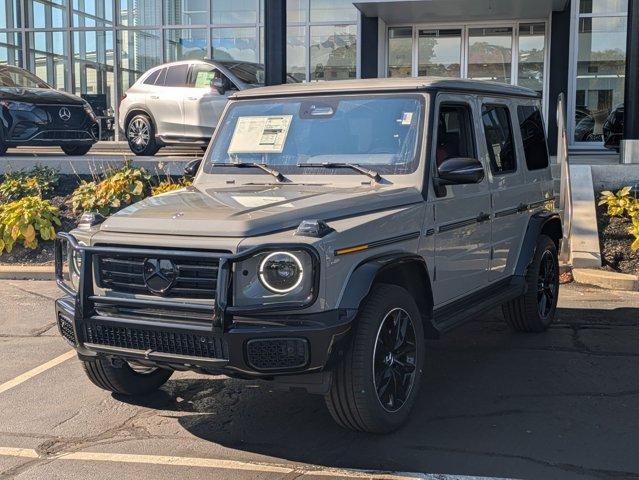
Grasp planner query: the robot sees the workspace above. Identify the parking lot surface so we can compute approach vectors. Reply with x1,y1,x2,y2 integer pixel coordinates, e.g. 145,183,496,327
1,280,638,480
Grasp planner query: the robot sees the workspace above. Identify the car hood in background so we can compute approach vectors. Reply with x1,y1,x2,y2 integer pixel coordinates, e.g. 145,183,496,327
99,184,423,238
0,87,85,105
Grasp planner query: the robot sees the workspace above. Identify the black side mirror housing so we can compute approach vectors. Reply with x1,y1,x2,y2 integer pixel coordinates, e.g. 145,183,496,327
436,157,485,186
212,77,228,95
184,158,202,178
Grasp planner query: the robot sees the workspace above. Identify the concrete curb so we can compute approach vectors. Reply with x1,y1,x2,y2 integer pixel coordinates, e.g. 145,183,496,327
0,265,56,281
573,268,639,292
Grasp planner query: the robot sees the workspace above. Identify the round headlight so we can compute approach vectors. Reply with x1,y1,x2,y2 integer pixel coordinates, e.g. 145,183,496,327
258,251,304,293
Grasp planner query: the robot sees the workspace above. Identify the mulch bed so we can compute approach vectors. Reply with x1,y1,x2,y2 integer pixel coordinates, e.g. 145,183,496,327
596,203,639,276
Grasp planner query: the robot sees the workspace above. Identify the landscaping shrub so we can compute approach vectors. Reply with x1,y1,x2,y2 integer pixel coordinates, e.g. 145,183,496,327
0,166,60,201
0,196,61,254
152,178,192,196
599,186,639,251
70,164,151,216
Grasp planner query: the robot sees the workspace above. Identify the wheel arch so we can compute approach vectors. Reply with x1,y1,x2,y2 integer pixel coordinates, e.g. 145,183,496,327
124,107,157,134
515,211,563,277
338,254,438,338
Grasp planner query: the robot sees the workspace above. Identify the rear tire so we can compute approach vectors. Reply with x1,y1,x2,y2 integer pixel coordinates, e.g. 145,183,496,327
325,284,425,433
502,234,559,332
82,358,172,396
61,144,92,156
126,113,160,156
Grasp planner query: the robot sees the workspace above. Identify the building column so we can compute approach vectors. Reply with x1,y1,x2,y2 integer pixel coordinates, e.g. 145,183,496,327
621,0,639,163
264,0,287,86
360,13,379,79
547,2,571,156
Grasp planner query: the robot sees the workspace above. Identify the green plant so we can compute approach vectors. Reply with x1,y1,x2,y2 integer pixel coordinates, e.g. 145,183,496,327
630,217,639,251
598,186,637,217
152,177,192,196
0,196,61,254
0,166,59,201
70,165,151,216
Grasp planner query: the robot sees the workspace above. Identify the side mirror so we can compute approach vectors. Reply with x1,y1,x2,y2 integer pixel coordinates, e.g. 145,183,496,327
212,77,228,95
436,157,485,186
184,158,202,178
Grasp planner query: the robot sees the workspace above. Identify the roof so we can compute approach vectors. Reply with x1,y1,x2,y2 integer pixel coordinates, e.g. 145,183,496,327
230,77,540,100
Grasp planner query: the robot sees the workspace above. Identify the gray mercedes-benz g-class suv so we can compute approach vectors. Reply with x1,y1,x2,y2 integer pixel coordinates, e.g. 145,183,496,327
55,77,561,433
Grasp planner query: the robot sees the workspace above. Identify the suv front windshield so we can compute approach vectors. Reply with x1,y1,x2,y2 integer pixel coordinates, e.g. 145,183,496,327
0,66,50,89
204,94,424,176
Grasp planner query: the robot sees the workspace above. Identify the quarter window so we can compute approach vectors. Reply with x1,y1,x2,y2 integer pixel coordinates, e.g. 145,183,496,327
517,106,549,170
143,69,161,85
482,105,516,174
436,104,476,167
163,64,189,87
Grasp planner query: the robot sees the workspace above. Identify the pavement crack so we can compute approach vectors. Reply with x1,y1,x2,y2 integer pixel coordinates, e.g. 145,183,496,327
424,409,545,422
7,283,58,302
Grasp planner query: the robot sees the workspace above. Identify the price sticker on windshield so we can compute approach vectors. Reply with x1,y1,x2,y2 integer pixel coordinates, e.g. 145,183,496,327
228,115,293,154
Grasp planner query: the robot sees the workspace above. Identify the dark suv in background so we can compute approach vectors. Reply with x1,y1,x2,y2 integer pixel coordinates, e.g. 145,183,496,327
0,65,99,156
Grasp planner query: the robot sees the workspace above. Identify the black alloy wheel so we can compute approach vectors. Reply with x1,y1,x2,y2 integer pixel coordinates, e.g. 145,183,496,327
537,250,558,319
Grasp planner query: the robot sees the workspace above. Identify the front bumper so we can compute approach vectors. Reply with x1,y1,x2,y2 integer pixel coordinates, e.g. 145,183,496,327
54,233,353,377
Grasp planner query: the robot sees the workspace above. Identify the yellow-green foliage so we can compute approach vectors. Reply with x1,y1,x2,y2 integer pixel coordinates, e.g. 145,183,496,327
152,178,192,196
0,166,59,201
0,196,61,254
71,165,151,216
599,186,639,251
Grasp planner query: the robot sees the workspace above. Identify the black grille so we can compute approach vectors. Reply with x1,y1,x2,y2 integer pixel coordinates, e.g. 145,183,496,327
58,314,76,345
41,105,87,128
97,255,219,299
246,338,309,371
83,322,219,358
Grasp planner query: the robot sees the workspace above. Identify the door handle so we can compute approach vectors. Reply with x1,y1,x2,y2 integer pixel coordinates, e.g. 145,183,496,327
477,212,491,223
149,95,159,100
517,202,529,213
187,97,198,101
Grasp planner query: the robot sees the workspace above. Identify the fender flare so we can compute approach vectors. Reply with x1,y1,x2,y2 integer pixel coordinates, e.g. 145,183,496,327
514,211,563,277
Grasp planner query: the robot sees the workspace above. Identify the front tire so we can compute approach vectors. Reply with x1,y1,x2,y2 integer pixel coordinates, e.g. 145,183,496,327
61,144,92,156
325,284,425,433
126,114,160,156
82,358,173,396
502,234,559,332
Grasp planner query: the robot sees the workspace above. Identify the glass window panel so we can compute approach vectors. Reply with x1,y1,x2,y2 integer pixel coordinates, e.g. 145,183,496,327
418,29,461,77
0,0,21,28
73,30,115,117
388,27,412,78
287,0,307,23
164,64,189,86
212,27,258,62
119,0,161,26
287,25,306,82
574,16,626,142
165,29,208,61
436,104,477,166
212,0,258,25
517,106,549,170
468,27,513,83
310,24,356,81
0,32,23,67
118,29,161,91
27,0,68,28
27,30,68,89
579,0,628,14
164,0,208,25
310,0,357,22
482,104,517,174
72,0,113,27
518,23,546,95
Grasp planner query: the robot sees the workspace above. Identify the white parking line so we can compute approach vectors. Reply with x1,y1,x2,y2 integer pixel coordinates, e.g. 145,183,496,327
0,350,76,395
0,447,509,479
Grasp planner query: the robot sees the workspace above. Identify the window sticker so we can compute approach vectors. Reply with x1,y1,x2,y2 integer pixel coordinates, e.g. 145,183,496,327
195,71,216,88
400,112,413,125
228,115,293,154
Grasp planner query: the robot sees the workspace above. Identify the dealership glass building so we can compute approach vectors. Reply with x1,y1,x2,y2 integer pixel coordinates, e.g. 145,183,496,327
0,0,635,153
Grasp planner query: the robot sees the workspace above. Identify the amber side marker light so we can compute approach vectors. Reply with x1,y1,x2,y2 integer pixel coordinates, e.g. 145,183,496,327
335,244,369,256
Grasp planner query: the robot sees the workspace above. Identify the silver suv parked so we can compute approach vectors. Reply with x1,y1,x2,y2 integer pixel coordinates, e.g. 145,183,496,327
119,60,265,156
56,78,561,433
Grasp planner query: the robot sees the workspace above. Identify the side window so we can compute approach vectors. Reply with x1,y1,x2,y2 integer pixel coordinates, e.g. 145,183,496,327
163,64,189,87
189,64,219,88
143,69,161,85
435,104,476,167
517,105,549,170
482,104,516,174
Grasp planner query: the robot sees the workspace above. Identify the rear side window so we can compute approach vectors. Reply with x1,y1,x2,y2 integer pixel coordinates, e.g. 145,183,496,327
143,69,161,85
436,104,476,167
163,65,189,87
482,105,516,174
517,106,549,170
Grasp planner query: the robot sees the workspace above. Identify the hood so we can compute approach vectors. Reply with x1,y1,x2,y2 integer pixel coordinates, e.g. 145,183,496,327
99,184,423,238
0,87,85,105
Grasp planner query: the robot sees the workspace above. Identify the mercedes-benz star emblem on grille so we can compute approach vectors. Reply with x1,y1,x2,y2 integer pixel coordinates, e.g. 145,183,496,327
59,107,71,122
142,258,177,295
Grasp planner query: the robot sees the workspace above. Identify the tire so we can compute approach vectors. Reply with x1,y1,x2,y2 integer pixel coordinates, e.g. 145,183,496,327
82,358,173,396
325,283,425,433
502,234,559,333
126,113,160,156
61,144,92,156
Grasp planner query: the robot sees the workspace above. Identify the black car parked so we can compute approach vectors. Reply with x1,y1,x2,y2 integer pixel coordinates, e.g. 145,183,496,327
603,104,624,152
0,65,99,156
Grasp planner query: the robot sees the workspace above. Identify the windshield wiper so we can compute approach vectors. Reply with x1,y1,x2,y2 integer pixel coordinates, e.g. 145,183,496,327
297,162,382,183
209,162,287,182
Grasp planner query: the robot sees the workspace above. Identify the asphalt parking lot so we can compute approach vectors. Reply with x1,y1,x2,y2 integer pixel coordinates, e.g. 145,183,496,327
1,280,639,480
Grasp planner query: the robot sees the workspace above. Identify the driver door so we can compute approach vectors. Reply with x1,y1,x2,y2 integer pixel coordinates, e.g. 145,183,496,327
184,63,233,139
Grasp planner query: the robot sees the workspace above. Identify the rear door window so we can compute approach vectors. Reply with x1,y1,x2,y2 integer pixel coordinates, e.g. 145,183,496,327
163,65,189,87
517,105,549,170
143,69,161,85
482,104,517,174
